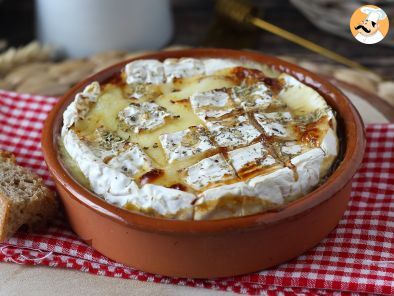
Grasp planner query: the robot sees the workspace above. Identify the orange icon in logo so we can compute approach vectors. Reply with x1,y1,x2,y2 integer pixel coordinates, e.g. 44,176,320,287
350,5,389,44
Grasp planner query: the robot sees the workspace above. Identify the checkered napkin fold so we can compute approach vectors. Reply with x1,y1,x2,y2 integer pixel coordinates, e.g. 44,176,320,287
0,90,393,295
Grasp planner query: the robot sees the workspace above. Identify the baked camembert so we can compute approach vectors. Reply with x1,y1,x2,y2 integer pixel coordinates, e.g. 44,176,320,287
60,57,339,220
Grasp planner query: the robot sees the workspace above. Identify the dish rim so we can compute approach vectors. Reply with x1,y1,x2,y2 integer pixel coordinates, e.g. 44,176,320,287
41,48,365,234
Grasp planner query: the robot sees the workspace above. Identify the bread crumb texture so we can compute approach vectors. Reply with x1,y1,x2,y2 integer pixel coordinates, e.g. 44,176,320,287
0,151,58,242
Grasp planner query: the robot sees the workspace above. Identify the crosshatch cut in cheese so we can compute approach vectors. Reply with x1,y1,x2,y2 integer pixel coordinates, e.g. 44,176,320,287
159,125,216,163
206,115,261,149
227,142,277,177
60,57,339,220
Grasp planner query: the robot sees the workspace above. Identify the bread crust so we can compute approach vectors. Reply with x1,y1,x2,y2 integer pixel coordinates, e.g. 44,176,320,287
0,150,57,242
0,193,11,242
0,150,16,164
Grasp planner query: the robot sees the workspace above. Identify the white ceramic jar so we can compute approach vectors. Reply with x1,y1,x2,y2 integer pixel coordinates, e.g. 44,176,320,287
35,0,173,58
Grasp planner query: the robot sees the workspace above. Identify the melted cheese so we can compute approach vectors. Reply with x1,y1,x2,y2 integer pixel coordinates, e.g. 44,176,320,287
61,58,339,220
278,73,327,115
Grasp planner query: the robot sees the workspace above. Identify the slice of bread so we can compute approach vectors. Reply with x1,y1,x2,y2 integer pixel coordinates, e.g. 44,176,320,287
0,151,58,242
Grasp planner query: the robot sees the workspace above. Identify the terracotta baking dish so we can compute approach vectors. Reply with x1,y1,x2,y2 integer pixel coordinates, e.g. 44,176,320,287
42,48,365,278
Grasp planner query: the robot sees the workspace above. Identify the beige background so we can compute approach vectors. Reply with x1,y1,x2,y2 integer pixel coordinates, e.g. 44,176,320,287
0,264,230,296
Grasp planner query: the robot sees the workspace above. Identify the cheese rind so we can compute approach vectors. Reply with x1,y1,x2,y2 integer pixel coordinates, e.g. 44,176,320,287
125,60,165,84
288,148,325,198
159,125,215,163
254,112,293,138
190,89,230,109
63,131,137,203
197,108,234,121
232,83,273,110
189,89,237,122
228,142,276,174
183,154,236,191
107,144,153,177
124,58,251,85
280,141,302,155
136,185,195,219
320,128,338,156
206,115,261,149
195,133,338,219
62,81,101,135
119,102,172,133
248,167,293,204
63,130,195,218
164,58,205,82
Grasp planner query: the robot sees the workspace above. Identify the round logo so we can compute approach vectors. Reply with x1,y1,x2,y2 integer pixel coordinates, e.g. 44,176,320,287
350,5,389,45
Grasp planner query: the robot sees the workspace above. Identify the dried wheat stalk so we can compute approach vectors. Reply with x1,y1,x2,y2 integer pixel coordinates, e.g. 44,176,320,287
0,42,54,77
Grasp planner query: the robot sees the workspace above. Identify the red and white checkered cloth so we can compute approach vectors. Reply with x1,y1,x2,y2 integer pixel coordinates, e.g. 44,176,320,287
0,90,393,295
